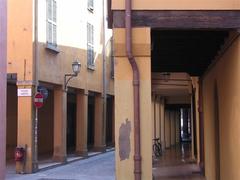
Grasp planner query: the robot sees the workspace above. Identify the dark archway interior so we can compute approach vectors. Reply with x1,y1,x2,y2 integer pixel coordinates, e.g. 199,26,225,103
151,30,229,75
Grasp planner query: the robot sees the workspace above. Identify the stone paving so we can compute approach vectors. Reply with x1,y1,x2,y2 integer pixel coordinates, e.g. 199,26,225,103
153,143,205,180
6,151,115,180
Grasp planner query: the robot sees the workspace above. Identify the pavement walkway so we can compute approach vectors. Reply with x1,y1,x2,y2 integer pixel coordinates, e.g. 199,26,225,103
6,151,115,180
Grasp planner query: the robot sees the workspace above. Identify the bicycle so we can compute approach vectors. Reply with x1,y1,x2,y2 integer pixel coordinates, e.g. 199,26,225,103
152,138,162,157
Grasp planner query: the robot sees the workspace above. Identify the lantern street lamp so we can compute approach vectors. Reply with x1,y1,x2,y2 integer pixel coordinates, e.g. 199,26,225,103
64,60,81,91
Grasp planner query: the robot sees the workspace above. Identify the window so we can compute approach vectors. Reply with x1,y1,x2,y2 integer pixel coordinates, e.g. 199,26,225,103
47,0,57,47
88,0,94,12
87,23,94,68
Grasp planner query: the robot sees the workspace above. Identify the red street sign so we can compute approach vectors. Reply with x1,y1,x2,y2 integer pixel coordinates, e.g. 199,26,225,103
34,92,44,108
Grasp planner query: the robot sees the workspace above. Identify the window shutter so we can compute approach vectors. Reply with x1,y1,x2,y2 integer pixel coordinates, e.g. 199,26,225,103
88,0,94,11
46,0,57,46
53,24,57,45
53,0,56,23
87,23,94,66
47,0,52,21
47,21,52,43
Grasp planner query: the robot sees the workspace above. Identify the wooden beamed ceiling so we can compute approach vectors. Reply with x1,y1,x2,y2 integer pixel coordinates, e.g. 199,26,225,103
112,11,240,29
109,10,239,76
151,30,229,76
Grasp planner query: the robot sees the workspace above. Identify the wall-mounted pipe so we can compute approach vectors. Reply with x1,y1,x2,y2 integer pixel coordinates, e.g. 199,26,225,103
125,0,142,179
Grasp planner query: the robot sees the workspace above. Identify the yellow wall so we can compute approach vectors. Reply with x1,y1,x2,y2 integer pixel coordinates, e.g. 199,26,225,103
7,0,34,81
203,36,240,180
114,28,152,180
112,0,240,10
36,0,114,94
7,0,114,94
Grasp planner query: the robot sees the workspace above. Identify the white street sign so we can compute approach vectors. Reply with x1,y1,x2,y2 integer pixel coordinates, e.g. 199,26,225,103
17,89,32,97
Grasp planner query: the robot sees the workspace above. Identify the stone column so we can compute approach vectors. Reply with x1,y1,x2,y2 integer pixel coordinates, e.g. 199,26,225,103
16,84,35,173
75,90,88,157
175,110,180,144
183,108,189,140
152,95,156,139
53,87,67,162
0,0,7,178
155,97,160,138
94,93,106,152
160,98,165,150
170,111,176,146
112,97,115,146
165,110,171,148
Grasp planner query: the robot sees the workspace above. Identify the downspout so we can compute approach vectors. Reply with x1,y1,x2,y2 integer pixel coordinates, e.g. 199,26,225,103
125,0,141,179
33,0,39,172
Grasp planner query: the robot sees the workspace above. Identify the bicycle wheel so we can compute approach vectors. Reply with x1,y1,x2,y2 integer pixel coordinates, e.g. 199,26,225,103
153,144,161,157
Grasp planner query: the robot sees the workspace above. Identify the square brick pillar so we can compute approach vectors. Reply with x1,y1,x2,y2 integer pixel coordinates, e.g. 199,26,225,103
165,110,171,148
94,93,106,152
75,90,88,157
16,84,35,173
160,98,165,151
53,87,67,162
170,111,176,146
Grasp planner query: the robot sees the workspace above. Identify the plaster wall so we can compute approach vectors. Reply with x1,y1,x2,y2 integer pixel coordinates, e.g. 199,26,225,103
114,28,152,180
7,0,34,81
203,36,240,180
7,0,114,94
37,0,114,94
112,0,240,10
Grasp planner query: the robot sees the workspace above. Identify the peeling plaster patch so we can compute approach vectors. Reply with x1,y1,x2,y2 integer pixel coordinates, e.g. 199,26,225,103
119,119,131,161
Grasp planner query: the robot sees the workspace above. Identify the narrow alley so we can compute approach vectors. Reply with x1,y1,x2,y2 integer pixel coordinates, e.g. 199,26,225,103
6,151,115,180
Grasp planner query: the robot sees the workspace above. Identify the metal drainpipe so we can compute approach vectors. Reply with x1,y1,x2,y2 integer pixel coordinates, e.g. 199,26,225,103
125,0,142,179
33,0,39,172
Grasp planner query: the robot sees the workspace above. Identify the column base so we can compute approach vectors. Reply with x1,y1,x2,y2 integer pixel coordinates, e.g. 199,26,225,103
52,155,67,163
32,162,38,173
75,149,88,157
16,162,26,174
93,145,106,152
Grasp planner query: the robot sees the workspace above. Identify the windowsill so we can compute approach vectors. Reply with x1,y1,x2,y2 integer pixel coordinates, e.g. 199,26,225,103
45,43,60,54
87,64,95,71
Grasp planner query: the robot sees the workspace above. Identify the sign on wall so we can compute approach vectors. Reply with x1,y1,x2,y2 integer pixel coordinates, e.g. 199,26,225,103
17,89,32,97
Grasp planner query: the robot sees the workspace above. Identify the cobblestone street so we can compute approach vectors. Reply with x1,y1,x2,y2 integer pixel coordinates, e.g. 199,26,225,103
6,151,115,180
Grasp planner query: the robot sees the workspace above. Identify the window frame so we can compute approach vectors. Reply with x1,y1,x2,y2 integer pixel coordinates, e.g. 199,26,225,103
46,0,57,48
87,23,95,69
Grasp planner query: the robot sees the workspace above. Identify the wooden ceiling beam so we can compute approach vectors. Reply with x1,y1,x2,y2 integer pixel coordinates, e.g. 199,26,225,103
113,10,240,29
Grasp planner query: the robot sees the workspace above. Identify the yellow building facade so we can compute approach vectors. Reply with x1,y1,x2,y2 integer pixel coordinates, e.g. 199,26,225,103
7,0,114,173
109,0,240,179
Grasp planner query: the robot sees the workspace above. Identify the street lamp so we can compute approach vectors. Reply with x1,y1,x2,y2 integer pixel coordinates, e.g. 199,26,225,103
64,60,81,91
